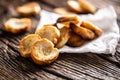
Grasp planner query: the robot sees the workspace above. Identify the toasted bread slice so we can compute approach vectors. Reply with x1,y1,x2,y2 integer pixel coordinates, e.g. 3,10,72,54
56,22,71,28
67,32,85,47
67,0,84,13
53,7,74,15
35,25,60,45
19,34,41,57
57,15,80,24
17,2,41,15
4,18,31,34
31,38,59,65
81,21,103,36
56,15,80,28
55,27,70,48
79,0,96,13
70,23,95,40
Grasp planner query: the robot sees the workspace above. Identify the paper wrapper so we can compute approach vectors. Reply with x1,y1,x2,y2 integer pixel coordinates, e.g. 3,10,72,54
37,6,119,55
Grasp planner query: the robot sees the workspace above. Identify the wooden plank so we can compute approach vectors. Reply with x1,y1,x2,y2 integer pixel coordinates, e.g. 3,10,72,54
41,53,120,80
0,0,120,80
0,41,64,80
1,36,120,79
0,38,96,80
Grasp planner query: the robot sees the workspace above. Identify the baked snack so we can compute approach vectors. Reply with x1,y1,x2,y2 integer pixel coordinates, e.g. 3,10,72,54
56,15,80,28
67,31,86,47
70,23,95,40
53,7,74,15
67,0,83,13
57,15,80,24
31,38,59,65
4,18,31,34
35,25,60,45
17,2,41,15
19,34,41,57
55,27,70,48
81,21,103,36
79,0,96,13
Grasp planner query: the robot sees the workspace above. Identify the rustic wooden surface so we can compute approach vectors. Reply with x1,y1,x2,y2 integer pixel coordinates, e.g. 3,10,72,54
0,0,120,80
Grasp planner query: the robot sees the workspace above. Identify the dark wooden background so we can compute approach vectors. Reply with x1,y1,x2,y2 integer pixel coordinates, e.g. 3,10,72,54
0,0,120,80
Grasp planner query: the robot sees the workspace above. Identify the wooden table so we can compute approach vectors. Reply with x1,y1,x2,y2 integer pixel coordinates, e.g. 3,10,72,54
0,0,120,80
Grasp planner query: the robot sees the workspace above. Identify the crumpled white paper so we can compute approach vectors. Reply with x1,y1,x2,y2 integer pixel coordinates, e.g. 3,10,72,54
37,6,119,55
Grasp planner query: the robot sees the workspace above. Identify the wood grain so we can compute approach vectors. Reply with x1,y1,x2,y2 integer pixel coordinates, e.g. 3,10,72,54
0,0,120,80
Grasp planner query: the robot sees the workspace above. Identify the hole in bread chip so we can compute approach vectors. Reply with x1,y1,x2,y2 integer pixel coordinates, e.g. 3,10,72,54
35,25,60,45
67,31,86,47
55,27,70,48
79,0,96,13
31,38,59,65
4,18,32,34
70,23,95,40
53,7,74,15
19,34,41,57
17,2,41,15
67,0,84,13
81,21,103,37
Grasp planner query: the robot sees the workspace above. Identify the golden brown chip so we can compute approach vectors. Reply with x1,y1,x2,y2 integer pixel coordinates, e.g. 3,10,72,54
67,32,86,47
57,15,80,24
56,15,80,29
17,2,41,15
81,21,103,36
35,25,60,45
55,27,70,48
31,38,59,65
67,0,84,13
56,22,71,28
4,18,31,34
79,0,96,13
53,7,74,15
19,34,41,57
70,23,95,40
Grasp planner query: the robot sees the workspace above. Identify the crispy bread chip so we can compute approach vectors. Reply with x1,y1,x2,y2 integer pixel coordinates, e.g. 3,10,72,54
67,0,83,13
56,22,71,28
57,15,80,24
79,0,96,13
56,15,80,28
35,25,60,45
4,18,31,34
31,38,59,65
19,34,41,57
81,21,103,36
55,27,70,48
70,23,95,40
17,2,41,15
53,7,74,15
67,32,86,47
